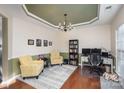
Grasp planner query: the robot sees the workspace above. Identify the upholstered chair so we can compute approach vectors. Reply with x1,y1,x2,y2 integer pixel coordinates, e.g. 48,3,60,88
50,51,63,65
19,55,44,79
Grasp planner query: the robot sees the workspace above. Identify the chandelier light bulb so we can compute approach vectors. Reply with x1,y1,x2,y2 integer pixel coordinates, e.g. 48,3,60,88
63,21,65,25
58,13,73,32
58,23,61,27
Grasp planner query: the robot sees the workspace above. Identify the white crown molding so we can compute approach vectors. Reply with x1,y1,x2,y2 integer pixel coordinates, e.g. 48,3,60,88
73,17,99,27
22,4,100,29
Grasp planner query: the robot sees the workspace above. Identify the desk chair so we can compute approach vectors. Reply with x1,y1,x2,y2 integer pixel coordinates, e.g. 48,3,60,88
89,53,103,75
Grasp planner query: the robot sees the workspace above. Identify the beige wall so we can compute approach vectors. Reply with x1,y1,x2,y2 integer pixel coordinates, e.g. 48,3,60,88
58,24,111,53
12,17,59,58
111,6,124,56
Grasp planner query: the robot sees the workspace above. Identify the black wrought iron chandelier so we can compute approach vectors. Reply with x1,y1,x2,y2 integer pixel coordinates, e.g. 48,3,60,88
58,13,73,32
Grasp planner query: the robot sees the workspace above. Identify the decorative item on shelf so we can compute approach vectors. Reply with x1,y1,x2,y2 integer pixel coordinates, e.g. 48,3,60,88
75,55,78,58
58,13,73,32
70,49,72,53
74,49,77,53
28,39,34,45
75,45,78,48
70,45,72,48
44,40,48,47
74,41,77,44
36,39,42,47
49,41,52,46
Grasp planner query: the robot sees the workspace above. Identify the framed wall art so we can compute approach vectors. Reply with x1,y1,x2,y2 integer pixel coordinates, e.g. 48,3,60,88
44,40,48,47
49,41,52,46
28,39,34,45
36,39,42,47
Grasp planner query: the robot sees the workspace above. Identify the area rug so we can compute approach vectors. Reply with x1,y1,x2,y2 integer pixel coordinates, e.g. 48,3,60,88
18,65,77,89
100,77,123,89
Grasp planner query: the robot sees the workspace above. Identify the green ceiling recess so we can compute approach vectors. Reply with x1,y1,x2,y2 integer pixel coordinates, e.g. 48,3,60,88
25,4,99,26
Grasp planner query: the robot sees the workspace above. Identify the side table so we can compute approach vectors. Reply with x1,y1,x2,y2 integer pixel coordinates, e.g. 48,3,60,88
63,59,69,64
43,58,49,67
39,57,49,68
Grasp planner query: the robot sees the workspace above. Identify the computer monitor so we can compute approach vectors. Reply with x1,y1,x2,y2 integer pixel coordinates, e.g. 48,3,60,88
102,52,108,58
91,48,101,54
82,48,91,56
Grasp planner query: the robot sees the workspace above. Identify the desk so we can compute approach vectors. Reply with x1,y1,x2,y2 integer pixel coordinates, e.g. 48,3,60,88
63,59,69,64
81,55,114,73
102,57,113,73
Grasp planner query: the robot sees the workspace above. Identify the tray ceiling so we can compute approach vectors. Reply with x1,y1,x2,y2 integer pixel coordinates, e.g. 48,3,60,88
25,4,99,26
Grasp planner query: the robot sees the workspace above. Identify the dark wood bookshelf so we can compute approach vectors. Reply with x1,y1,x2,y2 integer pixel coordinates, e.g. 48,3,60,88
69,39,79,66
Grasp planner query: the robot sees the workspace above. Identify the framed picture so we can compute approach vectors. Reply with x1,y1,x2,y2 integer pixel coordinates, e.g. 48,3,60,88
28,39,34,45
44,40,48,47
36,39,42,46
49,41,52,46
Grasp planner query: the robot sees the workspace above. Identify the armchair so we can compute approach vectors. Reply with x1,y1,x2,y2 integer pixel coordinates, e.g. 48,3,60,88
50,51,63,65
19,55,44,79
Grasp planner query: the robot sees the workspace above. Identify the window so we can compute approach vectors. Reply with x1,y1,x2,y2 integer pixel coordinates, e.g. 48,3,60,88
116,24,124,77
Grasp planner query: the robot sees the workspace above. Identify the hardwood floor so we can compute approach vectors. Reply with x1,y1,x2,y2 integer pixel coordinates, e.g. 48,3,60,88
0,66,100,89
61,66,100,89
1,80,35,89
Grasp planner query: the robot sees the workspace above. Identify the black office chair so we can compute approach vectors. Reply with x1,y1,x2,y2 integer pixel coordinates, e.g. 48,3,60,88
89,53,103,76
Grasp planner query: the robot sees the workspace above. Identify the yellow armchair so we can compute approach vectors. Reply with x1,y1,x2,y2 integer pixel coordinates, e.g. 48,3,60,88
50,51,63,65
19,55,44,79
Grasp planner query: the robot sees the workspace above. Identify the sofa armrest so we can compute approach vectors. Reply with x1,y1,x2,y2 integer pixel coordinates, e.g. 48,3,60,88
20,64,39,75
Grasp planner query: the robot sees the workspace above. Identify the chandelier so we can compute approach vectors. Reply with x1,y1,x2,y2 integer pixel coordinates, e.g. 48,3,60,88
58,13,73,32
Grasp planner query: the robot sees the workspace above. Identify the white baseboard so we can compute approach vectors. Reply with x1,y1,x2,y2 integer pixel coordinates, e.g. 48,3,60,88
1,74,20,87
